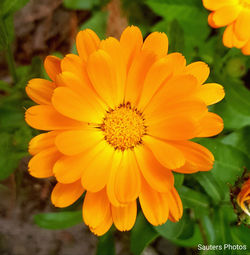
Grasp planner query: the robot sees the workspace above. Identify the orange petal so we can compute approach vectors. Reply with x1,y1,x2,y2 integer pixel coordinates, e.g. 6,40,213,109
167,53,186,75
26,78,55,105
76,29,100,61
125,50,157,106
83,189,110,229
195,83,225,105
53,141,105,183
25,105,83,131
114,150,141,204
184,61,210,84
55,129,103,156
135,145,174,193
111,201,137,231
242,39,250,55
148,115,199,140
87,49,121,108
142,32,168,57
29,131,59,155
120,26,143,72
139,177,169,226
212,5,241,27
234,9,250,41
208,13,220,28
171,141,214,173
51,180,85,208
202,0,237,11
28,147,61,178
197,112,224,137
81,143,114,192
52,86,104,123
144,136,185,170
167,187,183,222
100,37,126,102
44,56,61,81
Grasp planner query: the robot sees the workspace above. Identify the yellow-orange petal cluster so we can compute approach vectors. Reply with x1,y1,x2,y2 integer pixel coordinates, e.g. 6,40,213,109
237,178,250,216
203,0,250,55
25,26,225,235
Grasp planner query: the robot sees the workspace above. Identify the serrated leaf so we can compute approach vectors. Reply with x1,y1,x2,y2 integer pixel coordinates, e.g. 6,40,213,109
131,212,159,255
34,211,83,229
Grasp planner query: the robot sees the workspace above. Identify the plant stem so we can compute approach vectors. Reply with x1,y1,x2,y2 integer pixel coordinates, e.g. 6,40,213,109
6,43,18,84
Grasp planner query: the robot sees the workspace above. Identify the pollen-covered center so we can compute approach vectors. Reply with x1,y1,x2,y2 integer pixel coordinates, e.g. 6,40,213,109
101,103,146,150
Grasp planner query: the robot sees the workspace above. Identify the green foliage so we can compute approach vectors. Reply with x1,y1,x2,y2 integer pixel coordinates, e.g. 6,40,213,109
63,0,101,10
96,229,115,255
34,211,83,229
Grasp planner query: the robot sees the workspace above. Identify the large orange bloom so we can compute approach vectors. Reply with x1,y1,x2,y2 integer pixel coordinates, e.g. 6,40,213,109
237,178,250,216
203,0,250,55
25,26,225,235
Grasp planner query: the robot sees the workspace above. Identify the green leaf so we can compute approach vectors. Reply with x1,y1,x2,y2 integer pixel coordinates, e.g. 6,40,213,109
194,172,224,204
34,211,83,229
96,228,115,255
0,0,29,17
131,212,159,255
0,14,14,49
201,214,215,244
79,11,108,39
231,225,250,247
173,172,184,188
63,0,100,10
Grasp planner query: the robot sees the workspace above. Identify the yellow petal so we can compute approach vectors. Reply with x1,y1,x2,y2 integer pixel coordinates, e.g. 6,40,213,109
114,150,141,204
28,147,61,178
202,0,237,11
172,141,214,173
196,83,225,105
111,201,137,231
81,143,114,192
197,112,224,137
51,180,84,208
242,39,250,55
76,29,100,61
135,145,174,193
139,177,169,226
25,105,83,131
234,10,250,41
52,86,104,123
212,5,241,27
120,26,143,72
55,128,103,155
184,61,210,84
26,78,55,105
167,187,183,222
83,189,110,229
44,56,61,81
142,32,168,57
29,131,59,155
144,136,185,170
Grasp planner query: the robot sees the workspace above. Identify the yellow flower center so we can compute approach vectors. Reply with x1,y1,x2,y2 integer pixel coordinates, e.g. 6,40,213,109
101,102,146,151
240,0,250,8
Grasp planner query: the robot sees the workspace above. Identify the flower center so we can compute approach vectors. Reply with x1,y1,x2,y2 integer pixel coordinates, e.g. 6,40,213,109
101,102,146,151
240,0,250,8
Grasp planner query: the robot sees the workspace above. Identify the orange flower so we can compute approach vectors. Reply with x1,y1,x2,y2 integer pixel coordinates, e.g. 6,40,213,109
203,0,250,55
237,178,250,216
25,26,225,235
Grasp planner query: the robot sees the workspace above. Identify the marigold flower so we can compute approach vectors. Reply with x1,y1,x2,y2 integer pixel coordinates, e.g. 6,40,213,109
237,178,250,216
25,26,225,235
203,0,250,55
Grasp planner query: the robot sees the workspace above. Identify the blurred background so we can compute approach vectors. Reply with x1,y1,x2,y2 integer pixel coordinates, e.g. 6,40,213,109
0,0,249,255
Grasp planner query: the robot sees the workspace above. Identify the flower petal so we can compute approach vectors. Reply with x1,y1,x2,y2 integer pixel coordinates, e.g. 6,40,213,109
111,201,137,231
202,0,237,11
234,9,250,41
184,61,210,84
167,187,183,222
142,32,168,57
25,105,83,131
197,112,224,137
51,180,85,208
135,145,174,193
29,131,59,155
52,86,104,123
28,147,61,178
26,78,55,105
242,38,250,55
172,141,214,173
81,143,114,192
83,189,110,229
144,136,185,170
44,56,61,81
139,177,169,226
55,129,103,155
76,29,100,61
196,83,225,105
